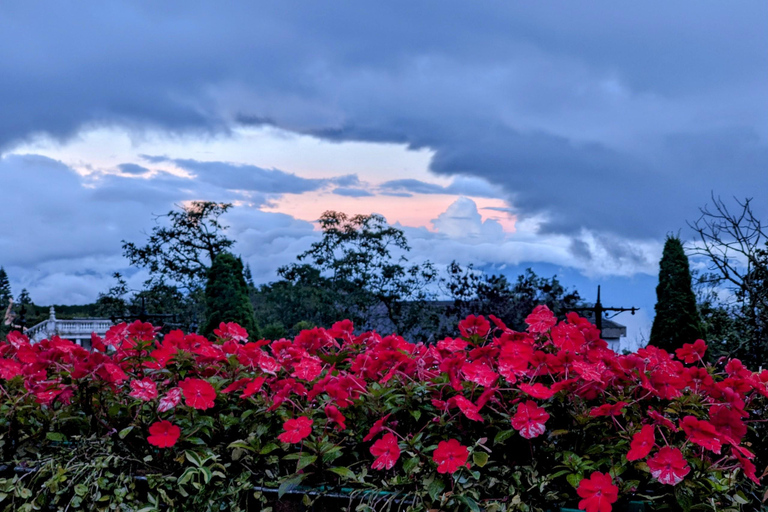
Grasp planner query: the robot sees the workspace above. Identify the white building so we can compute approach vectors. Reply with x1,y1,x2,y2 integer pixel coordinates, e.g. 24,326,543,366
26,307,113,348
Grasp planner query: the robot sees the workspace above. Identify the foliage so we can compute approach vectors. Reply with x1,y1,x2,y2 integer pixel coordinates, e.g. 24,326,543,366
443,263,582,334
688,196,768,363
122,201,235,291
0,268,11,339
650,236,704,354
201,252,258,339
95,273,202,333
276,211,438,335
0,308,766,511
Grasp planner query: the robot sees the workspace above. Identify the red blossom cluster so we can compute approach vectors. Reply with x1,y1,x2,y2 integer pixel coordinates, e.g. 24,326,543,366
1,307,766,510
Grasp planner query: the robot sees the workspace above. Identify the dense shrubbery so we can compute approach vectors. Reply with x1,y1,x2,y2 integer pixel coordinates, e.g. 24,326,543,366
0,307,766,511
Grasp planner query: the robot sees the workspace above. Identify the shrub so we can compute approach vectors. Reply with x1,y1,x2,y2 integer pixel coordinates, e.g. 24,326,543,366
0,309,765,511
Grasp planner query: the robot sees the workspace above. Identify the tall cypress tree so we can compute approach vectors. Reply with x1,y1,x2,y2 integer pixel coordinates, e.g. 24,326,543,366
0,268,11,338
202,252,259,339
650,236,703,352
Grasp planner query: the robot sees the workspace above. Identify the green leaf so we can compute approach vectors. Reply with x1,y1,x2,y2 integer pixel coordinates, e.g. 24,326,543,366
118,426,134,439
566,473,583,489
403,456,420,474
185,451,203,467
278,475,304,499
296,454,317,471
260,443,279,454
46,432,65,442
427,479,445,501
494,429,515,445
472,451,489,468
410,409,422,421
328,467,356,480
74,484,88,496
457,496,481,512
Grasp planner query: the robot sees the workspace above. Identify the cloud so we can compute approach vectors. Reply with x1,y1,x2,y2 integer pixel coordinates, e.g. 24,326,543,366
333,187,374,197
0,2,764,243
431,197,505,243
146,156,328,194
117,163,152,175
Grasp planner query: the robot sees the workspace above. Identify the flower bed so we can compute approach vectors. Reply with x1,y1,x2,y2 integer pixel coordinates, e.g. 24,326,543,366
0,307,765,511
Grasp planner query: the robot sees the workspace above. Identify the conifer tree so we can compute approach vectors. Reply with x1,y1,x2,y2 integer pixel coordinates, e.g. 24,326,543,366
0,268,11,338
650,236,703,352
202,252,258,339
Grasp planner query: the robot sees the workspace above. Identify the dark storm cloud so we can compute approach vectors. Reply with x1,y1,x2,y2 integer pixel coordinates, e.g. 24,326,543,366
1,1,766,239
147,156,328,194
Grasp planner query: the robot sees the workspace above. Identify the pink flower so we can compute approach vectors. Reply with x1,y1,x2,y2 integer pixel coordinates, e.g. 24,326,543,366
451,395,484,422
626,425,655,461
680,415,722,453
147,420,181,448
524,305,557,334
278,416,313,444
213,322,249,342
518,383,555,400
675,339,706,364
647,447,690,485
129,378,158,401
178,378,217,410
458,315,491,338
370,433,400,470
433,439,469,474
589,402,627,418
511,400,550,439
325,404,346,430
158,387,182,412
577,472,619,512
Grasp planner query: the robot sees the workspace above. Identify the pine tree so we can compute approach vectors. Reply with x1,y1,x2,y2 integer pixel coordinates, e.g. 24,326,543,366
650,236,703,352
202,252,259,339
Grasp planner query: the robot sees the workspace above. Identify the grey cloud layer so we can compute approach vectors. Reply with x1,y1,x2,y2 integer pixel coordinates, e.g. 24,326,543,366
1,1,766,239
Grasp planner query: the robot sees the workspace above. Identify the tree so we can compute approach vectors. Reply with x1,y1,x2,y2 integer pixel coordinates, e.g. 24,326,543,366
122,201,234,290
443,264,582,334
202,252,258,339
649,236,704,353
277,211,438,334
688,196,768,361
0,268,11,338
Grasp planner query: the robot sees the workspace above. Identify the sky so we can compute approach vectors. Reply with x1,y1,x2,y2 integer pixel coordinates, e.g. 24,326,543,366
1,2,766,346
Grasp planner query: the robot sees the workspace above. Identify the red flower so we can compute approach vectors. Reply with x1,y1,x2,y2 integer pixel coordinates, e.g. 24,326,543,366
433,439,469,474
577,472,619,512
450,395,484,422
589,402,627,418
680,415,722,453
461,361,498,387
147,420,181,448
221,377,252,394
525,305,557,334
370,433,400,470
158,387,182,412
363,415,391,442
647,447,690,485
437,337,468,353
241,377,266,398
278,416,313,444
213,322,249,342
178,378,217,410
98,363,127,384
292,356,323,381
734,448,760,485
511,400,550,439
325,404,346,430
518,383,555,400
626,425,655,461
458,315,491,338
675,339,706,364
129,378,158,401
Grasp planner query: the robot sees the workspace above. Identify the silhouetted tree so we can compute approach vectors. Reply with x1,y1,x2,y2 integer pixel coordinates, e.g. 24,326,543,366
649,236,703,352
202,252,258,338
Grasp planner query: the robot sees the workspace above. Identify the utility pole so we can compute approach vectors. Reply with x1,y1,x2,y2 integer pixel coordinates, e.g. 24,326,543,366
571,286,638,334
